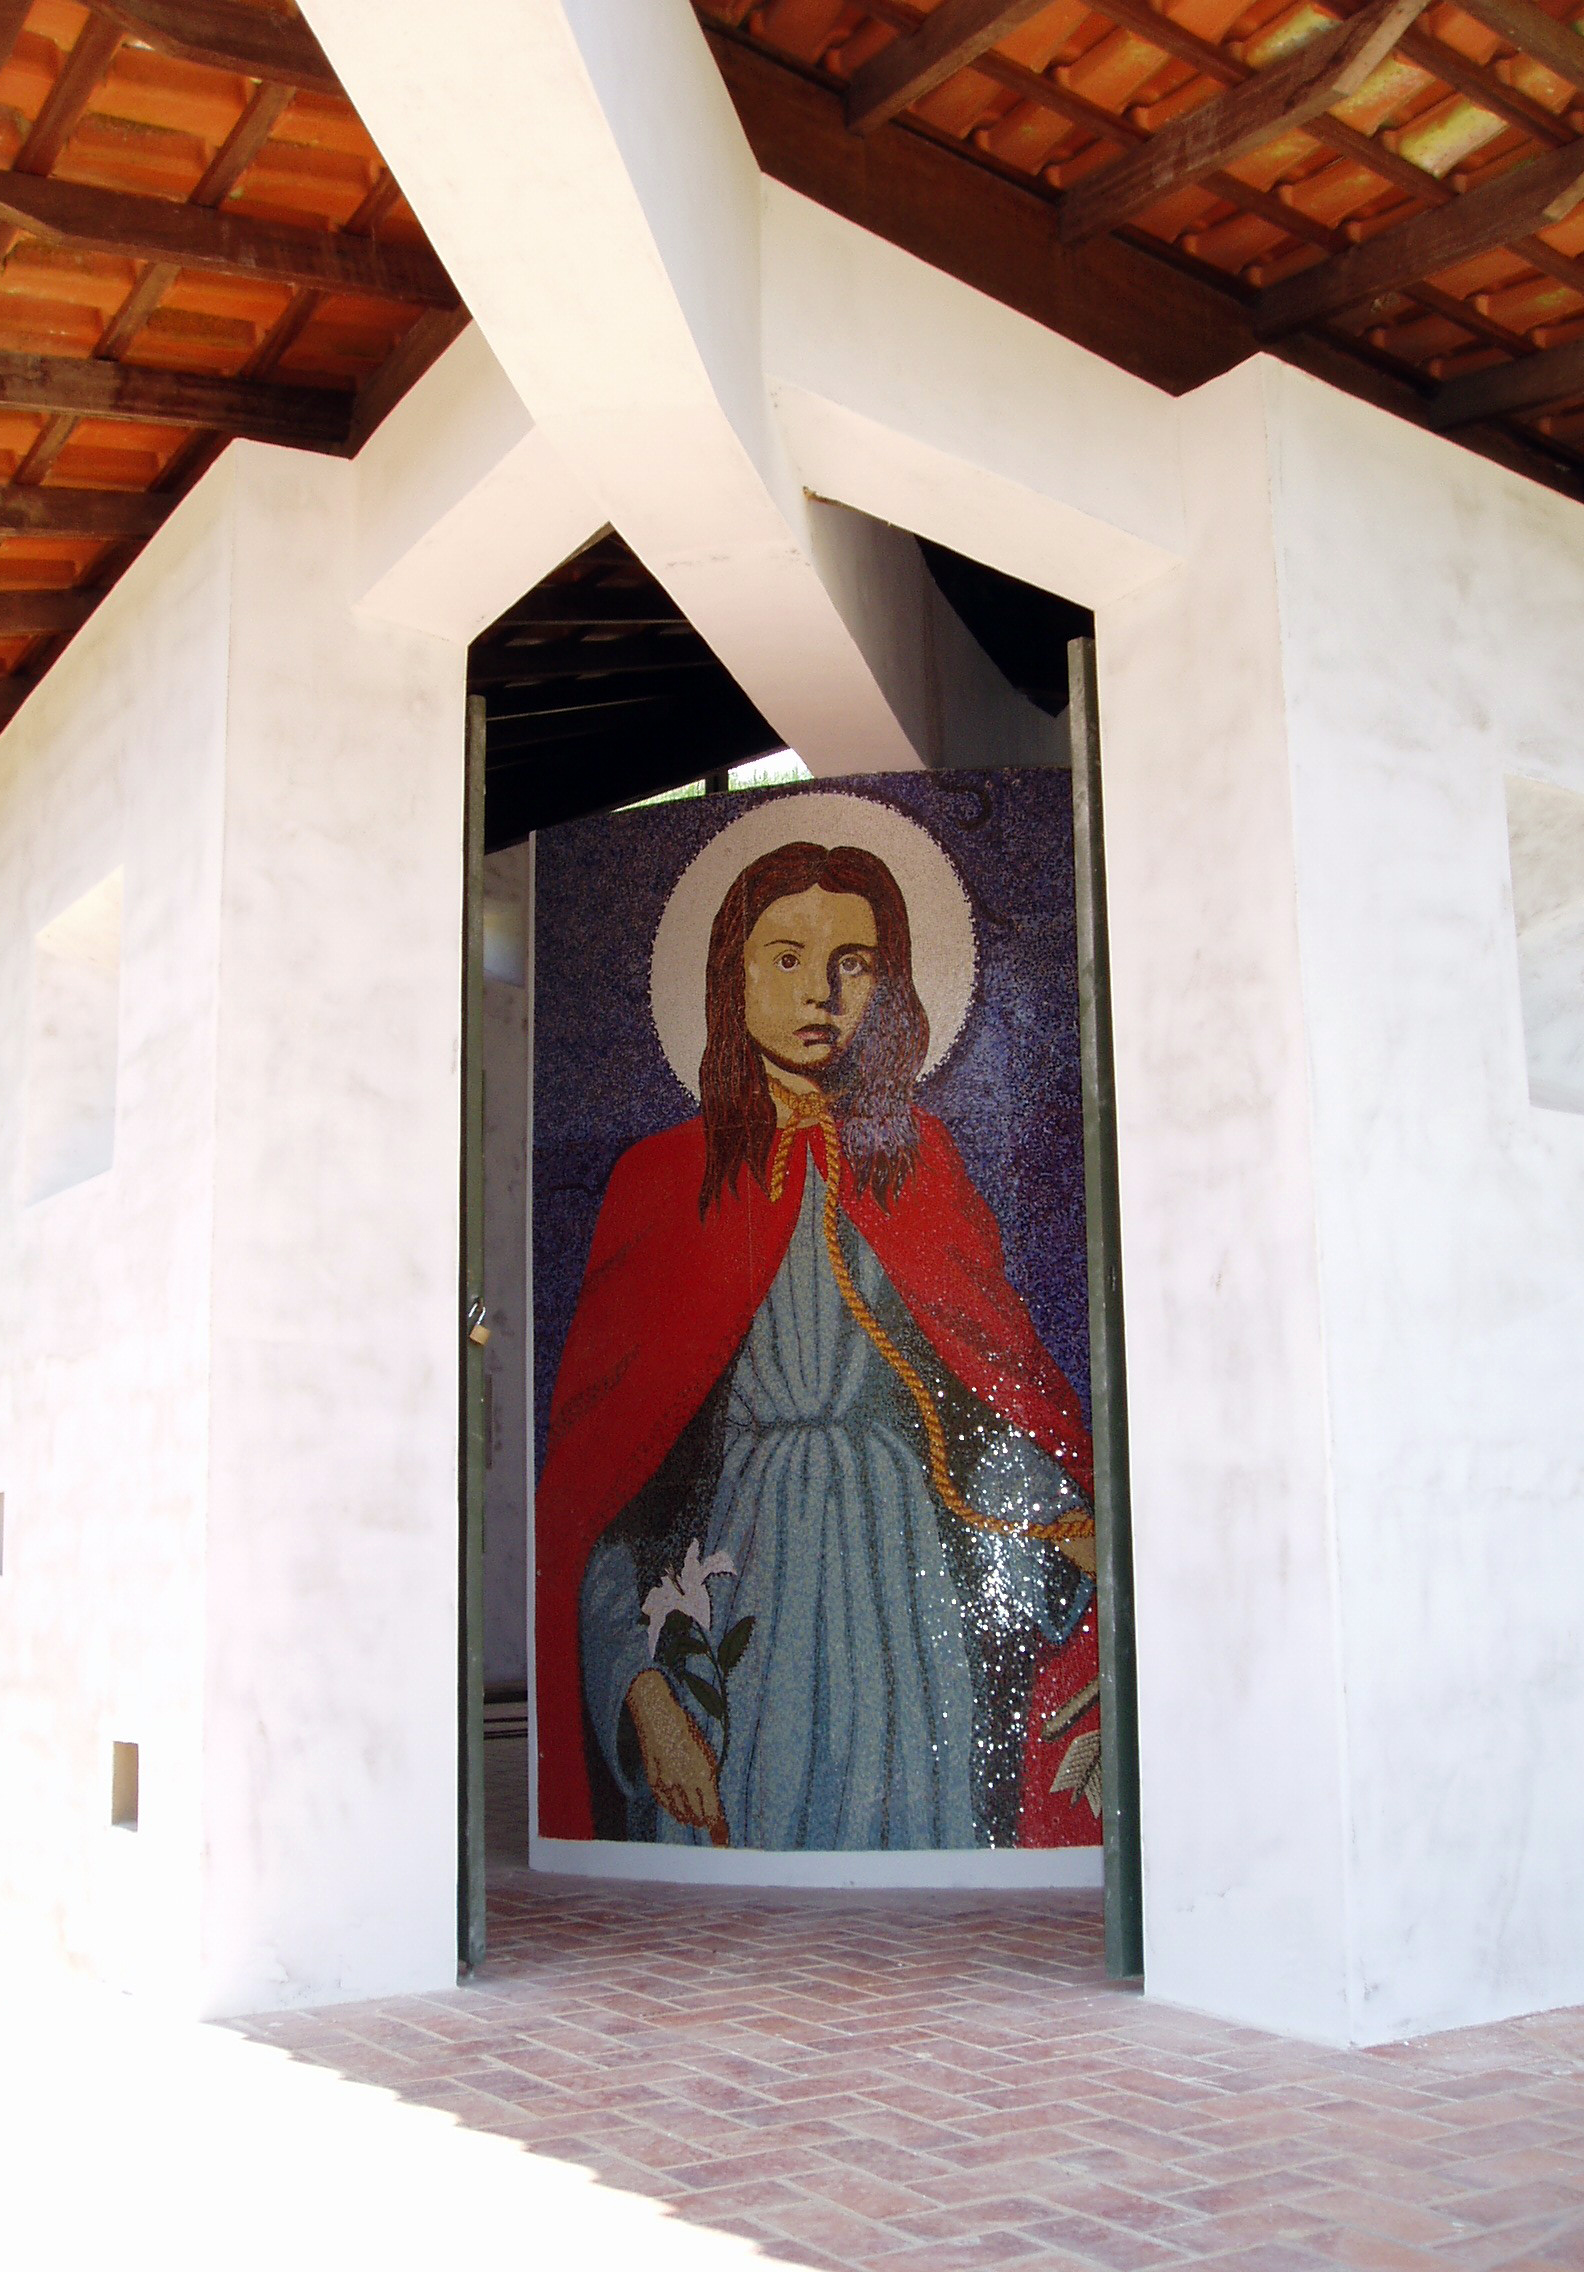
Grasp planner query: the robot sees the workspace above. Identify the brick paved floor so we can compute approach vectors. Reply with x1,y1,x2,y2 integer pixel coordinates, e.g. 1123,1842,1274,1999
233,1742,1584,2272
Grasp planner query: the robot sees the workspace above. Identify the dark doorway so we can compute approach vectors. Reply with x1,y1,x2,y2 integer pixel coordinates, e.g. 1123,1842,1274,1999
461,533,1140,1980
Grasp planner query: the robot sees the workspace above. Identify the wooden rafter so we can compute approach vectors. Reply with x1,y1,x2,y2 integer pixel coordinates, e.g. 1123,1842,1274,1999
1257,140,1584,334
87,0,342,96
1061,0,1432,246
856,0,1556,356
847,0,1053,134
93,80,296,360
484,589,686,632
0,2,472,714
14,14,124,177
704,22,1253,390
0,0,29,70
1455,0,1584,93
344,302,470,455
0,350,352,449
1429,334,1584,428
469,637,711,689
0,488,171,535
0,590,98,634
0,174,455,305
856,0,1351,260
703,17,1584,502
1397,19,1573,149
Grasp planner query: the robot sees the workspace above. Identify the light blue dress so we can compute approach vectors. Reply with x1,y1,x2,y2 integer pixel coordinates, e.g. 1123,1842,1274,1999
580,1160,1090,1849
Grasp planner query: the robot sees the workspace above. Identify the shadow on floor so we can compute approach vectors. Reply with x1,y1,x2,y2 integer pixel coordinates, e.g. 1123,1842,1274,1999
228,1737,1584,2272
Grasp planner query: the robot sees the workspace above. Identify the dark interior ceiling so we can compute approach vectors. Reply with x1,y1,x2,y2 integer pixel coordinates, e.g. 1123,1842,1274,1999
472,532,781,851
472,530,1094,850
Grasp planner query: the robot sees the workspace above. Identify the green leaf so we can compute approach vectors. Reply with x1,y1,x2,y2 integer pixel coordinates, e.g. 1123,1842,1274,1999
658,1610,694,1653
681,1671,725,1722
718,1616,755,1674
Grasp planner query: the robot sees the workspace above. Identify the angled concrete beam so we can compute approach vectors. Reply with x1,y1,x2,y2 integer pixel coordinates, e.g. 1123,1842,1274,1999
352,323,605,646
300,0,930,773
761,185,1184,607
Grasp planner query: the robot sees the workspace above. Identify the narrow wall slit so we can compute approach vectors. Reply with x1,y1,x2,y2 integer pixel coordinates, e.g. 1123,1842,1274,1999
110,1742,138,1831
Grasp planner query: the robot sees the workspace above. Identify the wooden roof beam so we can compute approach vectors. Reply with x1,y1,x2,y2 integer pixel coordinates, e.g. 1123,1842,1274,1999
0,671,38,723
1257,140,1584,335
468,639,712,690
1428,333,1584,428
848,0,1056,134
1448,0,1584,94
0,174,456,306
87,0,342,97
483,588,686,633
1061,0,1431,244
0,486,172,535
0,591,98,635
0,350,352,450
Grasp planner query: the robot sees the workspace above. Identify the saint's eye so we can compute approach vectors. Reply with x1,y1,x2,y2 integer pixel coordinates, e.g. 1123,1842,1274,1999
776,952,799,972
837,953,870,978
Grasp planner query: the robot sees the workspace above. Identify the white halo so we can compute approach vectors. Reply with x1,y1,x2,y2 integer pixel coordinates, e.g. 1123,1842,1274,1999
650,791,976,1101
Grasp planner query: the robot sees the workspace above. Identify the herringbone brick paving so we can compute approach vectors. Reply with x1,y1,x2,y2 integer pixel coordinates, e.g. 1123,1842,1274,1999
233,1745,1584,2272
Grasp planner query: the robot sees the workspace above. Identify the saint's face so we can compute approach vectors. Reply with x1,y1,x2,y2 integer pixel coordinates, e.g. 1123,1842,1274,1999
743,886,878,1078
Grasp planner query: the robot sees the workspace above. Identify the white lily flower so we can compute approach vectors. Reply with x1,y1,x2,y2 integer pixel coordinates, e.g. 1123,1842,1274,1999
676,1538,735,1631
640,1539,735,1656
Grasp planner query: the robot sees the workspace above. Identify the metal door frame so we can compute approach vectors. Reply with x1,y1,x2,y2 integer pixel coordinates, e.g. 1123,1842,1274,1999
458,694,487,1972
1069,636,1144,1980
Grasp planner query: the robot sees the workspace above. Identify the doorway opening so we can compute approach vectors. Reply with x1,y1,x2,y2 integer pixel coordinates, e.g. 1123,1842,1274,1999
462,528,1138,1979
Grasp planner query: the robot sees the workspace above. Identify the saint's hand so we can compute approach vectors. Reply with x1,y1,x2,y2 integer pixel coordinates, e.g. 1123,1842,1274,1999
626,1668,729,1846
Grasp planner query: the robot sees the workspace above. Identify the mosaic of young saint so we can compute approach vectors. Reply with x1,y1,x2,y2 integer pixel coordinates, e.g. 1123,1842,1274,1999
538,841,1096,1850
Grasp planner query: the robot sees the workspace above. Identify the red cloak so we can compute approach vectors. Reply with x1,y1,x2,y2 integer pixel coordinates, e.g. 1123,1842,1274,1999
535,1110,1094,1841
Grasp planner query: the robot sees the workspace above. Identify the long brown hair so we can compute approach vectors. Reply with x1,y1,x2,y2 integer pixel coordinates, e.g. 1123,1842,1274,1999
699,840,929,1213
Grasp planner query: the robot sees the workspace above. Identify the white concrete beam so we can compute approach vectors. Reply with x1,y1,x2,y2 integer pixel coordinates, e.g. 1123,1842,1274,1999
352,324,604,648
299,0,928,774
762,185,1184,608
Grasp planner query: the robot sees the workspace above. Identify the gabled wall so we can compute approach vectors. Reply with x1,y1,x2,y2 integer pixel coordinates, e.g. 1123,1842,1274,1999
1101,357,1584,2043
1274,367,1584,2039
0,469,233,2002
0,446,467,2015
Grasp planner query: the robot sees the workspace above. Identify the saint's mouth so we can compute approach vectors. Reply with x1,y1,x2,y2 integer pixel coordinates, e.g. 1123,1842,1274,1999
795,1023,837,1046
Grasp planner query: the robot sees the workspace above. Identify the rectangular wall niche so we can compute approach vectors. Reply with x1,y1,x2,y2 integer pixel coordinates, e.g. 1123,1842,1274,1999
1505,777,1584,1116
110,1741,139,1831
22,869,124,1203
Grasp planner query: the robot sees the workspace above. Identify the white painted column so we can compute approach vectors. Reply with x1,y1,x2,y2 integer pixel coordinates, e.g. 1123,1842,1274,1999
196,446,465,2016
1098,362,1354,2042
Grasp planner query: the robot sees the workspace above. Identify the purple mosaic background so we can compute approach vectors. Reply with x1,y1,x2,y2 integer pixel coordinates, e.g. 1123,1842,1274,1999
532,771,1088,1468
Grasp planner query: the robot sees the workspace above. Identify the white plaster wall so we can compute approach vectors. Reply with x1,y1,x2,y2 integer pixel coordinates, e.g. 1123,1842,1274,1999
0,470,233,2005
1267,365,1584,2039
197,447,465,2015
1102,359,1584,2044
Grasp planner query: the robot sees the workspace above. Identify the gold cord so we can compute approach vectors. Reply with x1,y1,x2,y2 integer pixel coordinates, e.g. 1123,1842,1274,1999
766,1080,1094,1550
